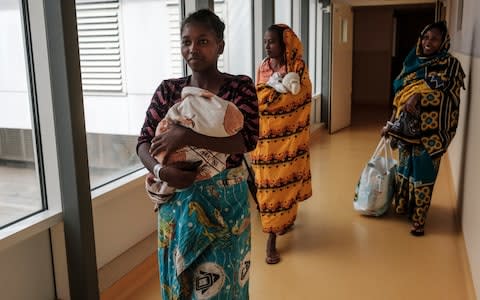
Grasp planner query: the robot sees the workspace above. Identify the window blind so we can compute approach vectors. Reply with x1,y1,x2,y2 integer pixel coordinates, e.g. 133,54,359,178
76,0,124,93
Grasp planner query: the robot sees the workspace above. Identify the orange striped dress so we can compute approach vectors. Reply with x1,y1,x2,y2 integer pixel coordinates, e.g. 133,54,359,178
251,25,312,233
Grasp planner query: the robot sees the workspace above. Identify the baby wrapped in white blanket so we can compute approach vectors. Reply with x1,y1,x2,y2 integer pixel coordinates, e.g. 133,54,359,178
266,71,301,95
145,86,244,208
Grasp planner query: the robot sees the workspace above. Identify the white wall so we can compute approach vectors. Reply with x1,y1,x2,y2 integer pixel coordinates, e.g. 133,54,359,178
449,53,480,300
0,230,55,300
92,175,156,269
461,56,480,299
447,52,469,199
447,0,480,297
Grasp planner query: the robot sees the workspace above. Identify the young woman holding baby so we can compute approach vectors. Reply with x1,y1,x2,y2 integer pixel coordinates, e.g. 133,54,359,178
251,24,313,264
137,9,258,299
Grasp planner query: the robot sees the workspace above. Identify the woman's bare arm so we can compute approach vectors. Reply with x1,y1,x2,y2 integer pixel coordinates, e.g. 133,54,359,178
138,142,158,173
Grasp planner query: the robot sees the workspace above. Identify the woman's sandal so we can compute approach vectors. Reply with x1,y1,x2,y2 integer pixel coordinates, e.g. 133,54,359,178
410,224,425,237
265,252,281,264
266,233,280,264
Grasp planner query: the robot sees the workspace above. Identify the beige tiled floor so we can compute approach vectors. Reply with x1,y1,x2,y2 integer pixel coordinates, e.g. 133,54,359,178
120,106,475,300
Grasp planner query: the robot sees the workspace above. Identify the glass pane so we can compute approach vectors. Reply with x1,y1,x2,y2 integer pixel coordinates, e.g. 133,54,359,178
75,0,182,189
214,0,253,77
0,0,44,228
274,0,292,26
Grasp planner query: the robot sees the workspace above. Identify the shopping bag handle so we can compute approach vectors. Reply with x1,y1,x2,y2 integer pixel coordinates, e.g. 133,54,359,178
371,137,394,170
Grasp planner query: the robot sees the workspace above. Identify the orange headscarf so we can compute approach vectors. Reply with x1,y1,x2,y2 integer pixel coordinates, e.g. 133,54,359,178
276,24,304,72
256,24,311,114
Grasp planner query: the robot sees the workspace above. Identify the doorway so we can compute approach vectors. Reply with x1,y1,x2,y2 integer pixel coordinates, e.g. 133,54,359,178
351,4,435,115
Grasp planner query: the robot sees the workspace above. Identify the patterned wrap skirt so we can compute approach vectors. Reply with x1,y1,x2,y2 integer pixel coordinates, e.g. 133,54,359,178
393,144,441,227
157,166,251,300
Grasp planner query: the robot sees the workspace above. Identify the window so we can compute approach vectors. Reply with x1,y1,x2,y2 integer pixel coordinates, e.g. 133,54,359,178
167,0,183,77
77,0,183,190
76,0,125,94
214,0,253,77
0,0,45,228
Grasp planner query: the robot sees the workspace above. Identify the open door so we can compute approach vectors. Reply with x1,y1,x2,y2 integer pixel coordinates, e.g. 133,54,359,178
329,1,353,133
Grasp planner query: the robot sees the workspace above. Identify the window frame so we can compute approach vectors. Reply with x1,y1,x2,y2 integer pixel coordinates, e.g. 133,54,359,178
0,0,63,249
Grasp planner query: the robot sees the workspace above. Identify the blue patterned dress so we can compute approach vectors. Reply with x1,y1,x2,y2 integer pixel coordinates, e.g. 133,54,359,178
158,167,251,299
389,22,465,229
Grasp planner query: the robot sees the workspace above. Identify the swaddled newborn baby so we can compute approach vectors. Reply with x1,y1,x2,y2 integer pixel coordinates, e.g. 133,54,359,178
266,71,301,95
145,86,244,208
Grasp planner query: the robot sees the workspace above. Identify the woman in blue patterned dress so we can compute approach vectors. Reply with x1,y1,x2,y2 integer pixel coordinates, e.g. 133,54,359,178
383,21,465,236
137,9,259,299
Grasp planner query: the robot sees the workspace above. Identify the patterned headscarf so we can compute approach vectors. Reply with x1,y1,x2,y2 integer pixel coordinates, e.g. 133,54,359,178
257,24,311,114
391,21,465,156
269,24,304,73
393,21,457,94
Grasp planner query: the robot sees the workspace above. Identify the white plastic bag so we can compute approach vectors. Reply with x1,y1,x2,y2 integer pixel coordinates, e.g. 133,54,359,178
353,137,397,216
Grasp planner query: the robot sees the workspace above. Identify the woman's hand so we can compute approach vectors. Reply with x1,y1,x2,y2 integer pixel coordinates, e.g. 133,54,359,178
404,93,421,114
150,123,192,164
159,161,202,189
381,122,391,137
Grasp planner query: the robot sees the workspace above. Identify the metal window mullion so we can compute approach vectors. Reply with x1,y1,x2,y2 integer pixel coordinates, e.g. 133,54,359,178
20,0,48,220
291,0,295,29
300,0,309,65
39,0,99,299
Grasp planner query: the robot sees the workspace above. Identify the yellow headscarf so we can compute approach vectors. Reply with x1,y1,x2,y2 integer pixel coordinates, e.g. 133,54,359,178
257,24,311,113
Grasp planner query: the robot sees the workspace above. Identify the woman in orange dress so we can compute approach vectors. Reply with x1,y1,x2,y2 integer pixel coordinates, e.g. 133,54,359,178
251,24,312,264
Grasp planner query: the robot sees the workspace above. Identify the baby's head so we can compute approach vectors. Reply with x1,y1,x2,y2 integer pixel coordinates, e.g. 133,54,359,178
223,103,244,135
282,72,300,95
